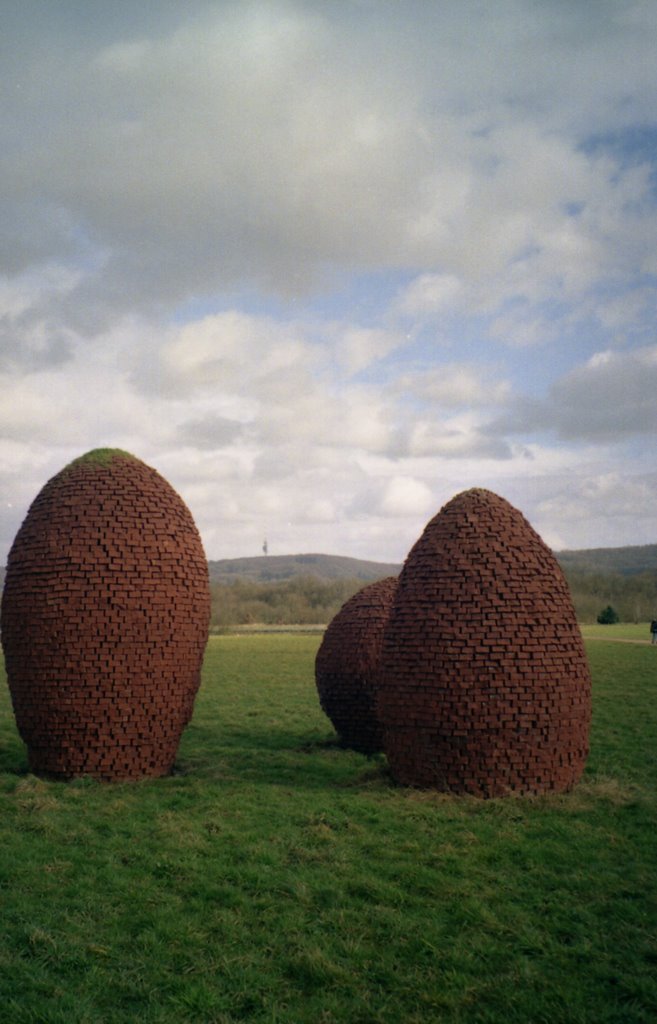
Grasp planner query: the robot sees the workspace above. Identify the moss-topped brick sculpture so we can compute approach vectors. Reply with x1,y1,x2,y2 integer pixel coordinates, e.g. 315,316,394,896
377,489,591,796
0,449,210,781
315,577,397,753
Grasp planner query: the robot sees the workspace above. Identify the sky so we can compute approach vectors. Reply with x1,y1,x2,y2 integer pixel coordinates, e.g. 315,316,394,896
2,0,657,565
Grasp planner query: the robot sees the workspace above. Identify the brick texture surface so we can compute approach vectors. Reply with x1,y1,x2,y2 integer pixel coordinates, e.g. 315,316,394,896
315,577,397,753
377,489,591,796
0,451,210,781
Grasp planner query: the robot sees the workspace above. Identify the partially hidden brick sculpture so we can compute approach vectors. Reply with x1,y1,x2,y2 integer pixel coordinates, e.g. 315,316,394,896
377,488,591,796
315,577,397,754
0,449,210,781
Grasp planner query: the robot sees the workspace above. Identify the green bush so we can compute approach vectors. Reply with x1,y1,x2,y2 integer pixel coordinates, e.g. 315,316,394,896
597,604,620,624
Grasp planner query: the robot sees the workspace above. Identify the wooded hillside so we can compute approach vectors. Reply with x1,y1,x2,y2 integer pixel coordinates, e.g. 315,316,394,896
2,546,657,626
208,553,401,584
209,549,657,627
558,544,657,576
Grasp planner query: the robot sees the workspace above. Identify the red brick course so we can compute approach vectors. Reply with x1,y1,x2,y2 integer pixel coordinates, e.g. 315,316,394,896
315,577,397,753
377,489,591,796
0,451,210,781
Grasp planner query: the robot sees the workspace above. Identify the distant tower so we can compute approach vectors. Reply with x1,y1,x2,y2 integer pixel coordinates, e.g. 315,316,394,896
262,538,268,556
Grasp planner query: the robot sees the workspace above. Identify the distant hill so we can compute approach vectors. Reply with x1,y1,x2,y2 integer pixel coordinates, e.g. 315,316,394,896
208,553,401,584
557,544,657,576
210,544,657,584
2,544,657,591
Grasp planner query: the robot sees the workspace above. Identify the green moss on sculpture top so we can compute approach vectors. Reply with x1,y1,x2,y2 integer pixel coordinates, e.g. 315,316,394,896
63,448,138,473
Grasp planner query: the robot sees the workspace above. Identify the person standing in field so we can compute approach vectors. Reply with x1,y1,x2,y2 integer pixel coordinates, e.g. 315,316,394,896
651,620,657,644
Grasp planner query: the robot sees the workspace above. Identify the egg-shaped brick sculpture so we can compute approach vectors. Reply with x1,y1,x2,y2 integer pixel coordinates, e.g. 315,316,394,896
315,576,397,754
0,449,210,781
377,488,591,796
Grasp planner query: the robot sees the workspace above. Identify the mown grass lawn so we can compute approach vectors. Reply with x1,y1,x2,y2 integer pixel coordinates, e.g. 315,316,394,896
0,634,656,1024
580,622,654,643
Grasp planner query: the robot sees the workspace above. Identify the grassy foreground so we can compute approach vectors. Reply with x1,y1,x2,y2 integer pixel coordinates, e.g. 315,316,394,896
0,636,656,1024
580,622,654,643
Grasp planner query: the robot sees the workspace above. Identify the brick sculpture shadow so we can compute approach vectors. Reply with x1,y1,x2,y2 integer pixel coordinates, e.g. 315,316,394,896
315,577,397,754
0,449,211,781
377,489,591,796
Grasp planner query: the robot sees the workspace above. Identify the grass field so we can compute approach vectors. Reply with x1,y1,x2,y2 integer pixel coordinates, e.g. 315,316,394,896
580,622,655,643
0,634,656,1023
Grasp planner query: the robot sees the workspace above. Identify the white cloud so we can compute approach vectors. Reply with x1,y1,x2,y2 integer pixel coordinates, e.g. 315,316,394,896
494,345,657,442
380,477,434,519
177,415,246,450
533,472,657,550
396,365,512,408
334,326,407,376
2,3,657,565
160,312,316,398
553,346,657,440
489,309,560,349
394,273,464,317
157,311,400,454
595,288,655,336
0,264,80,322
4,1,657,327
0,262,84,372
407,416,513,460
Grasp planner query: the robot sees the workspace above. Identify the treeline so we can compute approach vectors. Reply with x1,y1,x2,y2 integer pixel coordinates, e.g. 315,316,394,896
210,575,366,630
563,569,657,624
210,568,657,628
558,543,657,576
